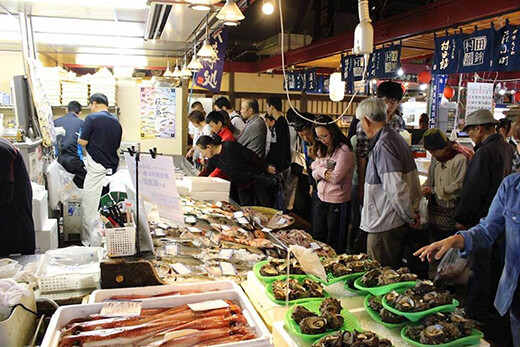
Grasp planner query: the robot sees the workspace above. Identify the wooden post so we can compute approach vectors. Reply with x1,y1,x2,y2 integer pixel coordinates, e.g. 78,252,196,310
181,81,189,155
229,71,236,108
300,91,308,112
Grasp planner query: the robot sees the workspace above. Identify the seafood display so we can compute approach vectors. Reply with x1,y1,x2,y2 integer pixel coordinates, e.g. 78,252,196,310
291,298,345,334
384,281,454,313
57,300,256,347
404,313,477,345
321,254,380,278
259,258,305,277
312,330,392,347
359,267,418,287
367,295,407,324
271,278,325,301
273,229,336,257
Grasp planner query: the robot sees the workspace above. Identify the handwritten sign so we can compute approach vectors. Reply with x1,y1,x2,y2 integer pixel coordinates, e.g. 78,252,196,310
195,28,229,93
430,74,448,128
466,82,494,117
367,45,401,79
125,153,184,224
459,28,495,73
100,300,142,317
493,23,520,71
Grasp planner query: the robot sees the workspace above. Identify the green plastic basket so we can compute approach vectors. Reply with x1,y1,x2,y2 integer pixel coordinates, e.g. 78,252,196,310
312,271,366,285
265,277,330,305
401,326,484,347
284,300,361,342
363,294,409,329
253,260,309,284
353,276,416,296
381,288,459,322
344,279,369,296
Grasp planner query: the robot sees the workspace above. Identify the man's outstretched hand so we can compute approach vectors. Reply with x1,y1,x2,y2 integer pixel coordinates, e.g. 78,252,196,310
414,234,465,262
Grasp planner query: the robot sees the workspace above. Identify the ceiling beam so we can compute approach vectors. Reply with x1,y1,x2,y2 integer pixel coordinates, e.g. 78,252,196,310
254,0,520,72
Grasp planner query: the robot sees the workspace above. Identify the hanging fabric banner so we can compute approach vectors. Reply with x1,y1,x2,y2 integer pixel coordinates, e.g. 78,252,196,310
195,28,229,93
305,69,318,92
341,55,365,81
284,71,298,91
493,23,520,71
459,28,495,73
432,34,461,74
430,74,448,128
367,45,402,79
341,54,352,81
295,72,304,90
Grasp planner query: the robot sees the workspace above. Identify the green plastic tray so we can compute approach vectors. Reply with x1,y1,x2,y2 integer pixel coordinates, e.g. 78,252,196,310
401,327,484,347
363,294,409,329
284,300,361,342
353,276,416,296
344,279,369,296
312,271,365,285
253,260,309,284
381,289,459,322
265,277,330,305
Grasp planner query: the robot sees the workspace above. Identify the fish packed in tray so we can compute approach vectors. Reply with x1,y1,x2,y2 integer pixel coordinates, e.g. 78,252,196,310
57,300,256,347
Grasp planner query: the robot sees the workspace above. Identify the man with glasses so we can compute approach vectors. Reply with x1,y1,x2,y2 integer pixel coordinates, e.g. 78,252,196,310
78,93,122,246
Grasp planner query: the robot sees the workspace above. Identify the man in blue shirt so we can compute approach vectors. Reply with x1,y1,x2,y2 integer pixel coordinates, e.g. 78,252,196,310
54,101,86,188
415,122,520,346
78,93,122,246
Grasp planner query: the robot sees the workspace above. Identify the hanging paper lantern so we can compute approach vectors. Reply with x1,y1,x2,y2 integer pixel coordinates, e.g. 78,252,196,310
443,86,455,99
515,91,520,103
329,72,345,102
417,70,432,84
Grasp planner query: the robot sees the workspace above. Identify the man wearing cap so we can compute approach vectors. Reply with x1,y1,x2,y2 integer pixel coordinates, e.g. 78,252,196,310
421,128,468,278
456,109,515,326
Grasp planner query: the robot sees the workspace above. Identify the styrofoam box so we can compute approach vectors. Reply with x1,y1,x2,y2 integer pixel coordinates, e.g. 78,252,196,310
42,289,273,347
32,189,49,231
190,191,230,202
175,180,189,196
35,218,58,254
184,176,231,193
88,279,240,303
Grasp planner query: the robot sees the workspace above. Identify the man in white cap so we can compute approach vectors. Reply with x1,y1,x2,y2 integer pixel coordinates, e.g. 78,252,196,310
456,109,515,329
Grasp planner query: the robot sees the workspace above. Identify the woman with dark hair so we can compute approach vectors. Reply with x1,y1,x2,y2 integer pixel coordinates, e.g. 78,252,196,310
197,135,276,206
311,115,354,253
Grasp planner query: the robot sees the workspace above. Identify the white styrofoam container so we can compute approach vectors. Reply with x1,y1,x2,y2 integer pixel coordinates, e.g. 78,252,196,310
88,280,240,303
190,191,230,202
35,218,58,254
42,289,272,347
184,176,231,193
32,188,48,231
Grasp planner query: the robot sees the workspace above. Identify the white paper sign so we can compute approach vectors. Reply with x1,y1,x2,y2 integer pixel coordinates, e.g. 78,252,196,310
125,154,184,224
165,244,179,256
100,300,142,317
220,262,237,276
187,227,202,233
188,300,229,311
261,228,272,233
466,82,494,117
218,249,234,260
171,263,192,275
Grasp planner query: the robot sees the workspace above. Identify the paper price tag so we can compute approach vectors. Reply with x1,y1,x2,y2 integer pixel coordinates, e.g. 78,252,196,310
157,223,170,229
154,228,166,237
165,244,179,256
237,228,248,234
218,249,234,260
276,218,287,225
221,225,232,231
209,232,220,245
171,263,192,275
100,300,142,317
216,201,223,207
233,211,244,218
220,262,237,276
187,227,202,233
310,242,321,250
237,217,249,225
261,228,272,233
184,215,197,224
188,299,229,312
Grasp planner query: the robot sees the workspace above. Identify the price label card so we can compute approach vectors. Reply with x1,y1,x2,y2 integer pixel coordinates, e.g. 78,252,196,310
188,299,229,312
209,232,220,245
184,215,197,224
261,228,272,233
157,222,170,229
171,263,192,275
187,227,202,233
220,262,237,276
276,218,287,225
165,244,179,256
310,242,321,250
237,228,248,234
216,201,223,207
221,225,232,231
154,228,166,237
218,249,234,260
100,300,142,317
233,211,244,218
237,217,249,225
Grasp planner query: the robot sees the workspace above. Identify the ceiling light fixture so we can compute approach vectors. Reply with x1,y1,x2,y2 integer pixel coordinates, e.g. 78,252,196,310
186,0,220,11
397,67,404,76
163,61,173,77
217,0,245,26
172,59,182,79
419,83,428,91
76,54,147,67
197,15,217,62
188,41,204,72
262,0,275,15
498,88,507,96
181,56,193,79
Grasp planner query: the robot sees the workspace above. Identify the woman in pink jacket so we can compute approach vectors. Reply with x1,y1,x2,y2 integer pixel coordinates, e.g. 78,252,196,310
311,115,354,253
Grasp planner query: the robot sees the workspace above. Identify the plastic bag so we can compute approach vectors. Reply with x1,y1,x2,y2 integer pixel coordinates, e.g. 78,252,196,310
46,160,75,209
436,248,471,284
420,197,429,225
